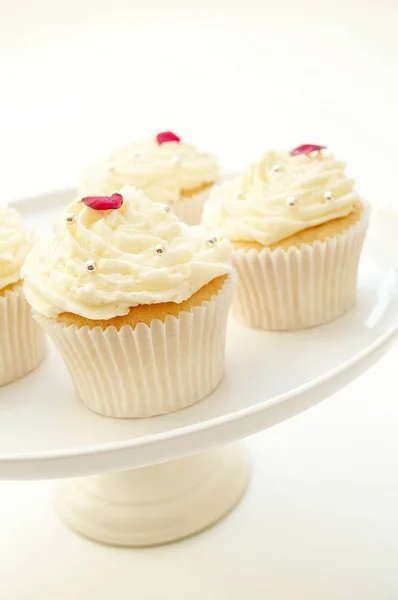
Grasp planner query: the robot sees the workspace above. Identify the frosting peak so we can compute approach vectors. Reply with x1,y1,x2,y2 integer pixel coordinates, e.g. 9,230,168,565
22,186,232,320
78,136,218,205
202,150,359,246
0,206,35,290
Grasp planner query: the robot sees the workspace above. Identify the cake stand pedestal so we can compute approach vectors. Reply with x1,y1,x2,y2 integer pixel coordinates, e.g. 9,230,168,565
55,443,249,546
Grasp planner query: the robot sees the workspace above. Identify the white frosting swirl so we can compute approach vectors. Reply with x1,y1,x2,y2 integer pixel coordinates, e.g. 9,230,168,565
22,186,232,320
202,150,359,246
0,206,35,289
78,137,218,205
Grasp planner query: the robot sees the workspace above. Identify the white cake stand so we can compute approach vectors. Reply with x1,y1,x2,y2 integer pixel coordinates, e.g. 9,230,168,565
1,191,397,546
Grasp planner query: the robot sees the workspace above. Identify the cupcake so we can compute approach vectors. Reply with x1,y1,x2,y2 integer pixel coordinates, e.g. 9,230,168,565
0,206,46,385
202,144,370,331
22,185,234,418
78,131,218,226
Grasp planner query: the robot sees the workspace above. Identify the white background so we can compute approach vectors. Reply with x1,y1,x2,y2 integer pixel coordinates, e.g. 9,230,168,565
1,1,398,598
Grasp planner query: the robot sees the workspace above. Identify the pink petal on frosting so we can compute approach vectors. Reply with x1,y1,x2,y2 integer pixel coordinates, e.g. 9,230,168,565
290,144,327,156
81,193,123,211
156,131,181,144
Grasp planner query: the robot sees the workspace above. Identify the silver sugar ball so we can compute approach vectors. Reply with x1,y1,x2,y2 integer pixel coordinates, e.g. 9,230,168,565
65,212,76,224
171,156,181,165
235,190,243,200
271,164,281,173
132,151,141,159
85,259,98,273
155,244,166,254
286,196,298,208
206,236,218,247
162,204,171,213
324,191,334,201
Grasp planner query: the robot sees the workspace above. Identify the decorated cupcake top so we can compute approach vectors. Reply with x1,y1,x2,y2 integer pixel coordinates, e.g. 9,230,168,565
0,206,35,290
78,132,218,205
202,145,359,246
22,185,232,320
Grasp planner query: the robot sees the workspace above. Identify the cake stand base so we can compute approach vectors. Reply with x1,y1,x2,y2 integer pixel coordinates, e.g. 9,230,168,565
55,443,250,547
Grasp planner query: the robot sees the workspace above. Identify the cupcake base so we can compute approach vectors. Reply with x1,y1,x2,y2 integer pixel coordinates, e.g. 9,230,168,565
55,443,250,547
35,274,235,418
232,201,370,331
0,284,46,386
172,183,214,226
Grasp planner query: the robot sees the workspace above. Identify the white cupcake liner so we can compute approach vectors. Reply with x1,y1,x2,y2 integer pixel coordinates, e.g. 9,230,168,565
35,275,235,418
172,186,213,226
0,285,46,386
232,203,370,331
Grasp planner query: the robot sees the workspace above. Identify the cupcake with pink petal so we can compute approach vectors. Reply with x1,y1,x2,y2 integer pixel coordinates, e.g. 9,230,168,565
203,144,370,331
23,186,234,418
78,132,218,225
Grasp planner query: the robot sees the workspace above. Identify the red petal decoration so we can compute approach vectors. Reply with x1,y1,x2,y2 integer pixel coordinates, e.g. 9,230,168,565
290,144,327,156
156,131,181,144
81,193,123,211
